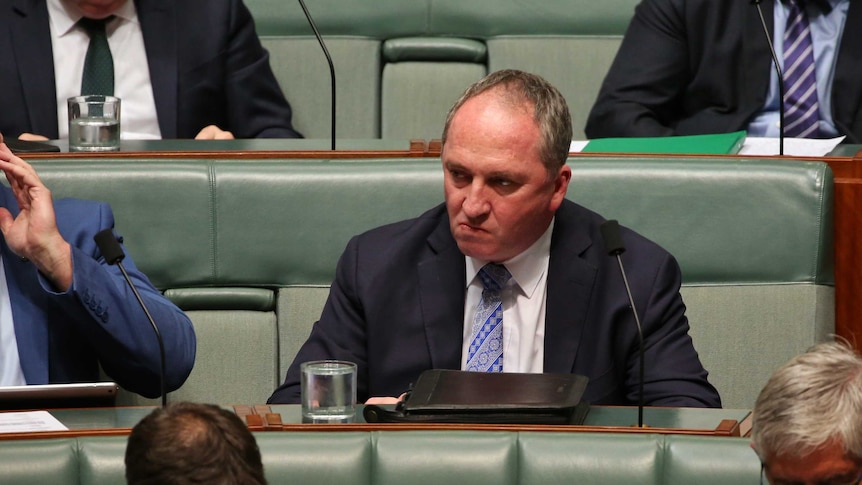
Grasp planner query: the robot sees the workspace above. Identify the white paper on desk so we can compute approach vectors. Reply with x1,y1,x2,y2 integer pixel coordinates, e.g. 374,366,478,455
570,140,589,152
0,410,68,433
739,136,845,156
572,137,845,157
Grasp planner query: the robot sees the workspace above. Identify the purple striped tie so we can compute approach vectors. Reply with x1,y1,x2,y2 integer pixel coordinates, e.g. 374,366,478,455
782,0,820,138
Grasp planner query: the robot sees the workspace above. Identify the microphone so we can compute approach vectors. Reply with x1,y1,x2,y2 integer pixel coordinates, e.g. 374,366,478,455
751,0,785,155
93,229,167,407
297,0,336,150
600,220,645,428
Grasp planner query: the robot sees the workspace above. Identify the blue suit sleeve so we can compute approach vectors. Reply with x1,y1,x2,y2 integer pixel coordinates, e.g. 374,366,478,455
39,202,196,398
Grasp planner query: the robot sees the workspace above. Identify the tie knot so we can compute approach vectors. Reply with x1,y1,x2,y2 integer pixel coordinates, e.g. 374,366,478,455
77,16,113,34
478,264,511,292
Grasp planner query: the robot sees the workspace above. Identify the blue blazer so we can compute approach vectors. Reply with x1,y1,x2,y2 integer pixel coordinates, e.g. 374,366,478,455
269,201,721,407
1,185,196,398
0,0,301,139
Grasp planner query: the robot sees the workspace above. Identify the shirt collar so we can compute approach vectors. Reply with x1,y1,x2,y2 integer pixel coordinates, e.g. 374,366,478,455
781,0,846,15
465,218,554,299
49,0,138,36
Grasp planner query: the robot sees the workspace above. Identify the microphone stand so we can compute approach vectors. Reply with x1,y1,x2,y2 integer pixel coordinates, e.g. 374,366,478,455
298,0,336,150
600,220,645,428
94,229,167,407
752,0,785,155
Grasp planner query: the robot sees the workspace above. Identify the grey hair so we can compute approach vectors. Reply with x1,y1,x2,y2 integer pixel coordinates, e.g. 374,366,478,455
441,69,572,176
751,340,862,462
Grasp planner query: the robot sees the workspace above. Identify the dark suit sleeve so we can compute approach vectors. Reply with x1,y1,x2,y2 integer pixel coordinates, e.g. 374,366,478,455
585,0,688,138
269,235,369,404
173,0,302,139
631,251,721,407
41,202,196,398
220,0,302,139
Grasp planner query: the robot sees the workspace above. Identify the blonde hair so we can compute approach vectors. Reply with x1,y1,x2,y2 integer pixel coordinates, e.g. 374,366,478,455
752,340,862,461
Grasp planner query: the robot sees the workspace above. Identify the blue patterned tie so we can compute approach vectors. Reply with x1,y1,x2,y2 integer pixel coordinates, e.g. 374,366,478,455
79,17,115,96
466,264,511,372
782,0,820,138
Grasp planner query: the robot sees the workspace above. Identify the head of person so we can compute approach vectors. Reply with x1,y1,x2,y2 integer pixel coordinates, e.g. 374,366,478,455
125,402,268,485
752,340,862,485
440,69,573,263
64,0,127,19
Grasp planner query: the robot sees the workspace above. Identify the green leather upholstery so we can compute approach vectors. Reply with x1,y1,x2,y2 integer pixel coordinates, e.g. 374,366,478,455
243,0,640,139
26,156,832,408
0,439,78,485
0,432,761,485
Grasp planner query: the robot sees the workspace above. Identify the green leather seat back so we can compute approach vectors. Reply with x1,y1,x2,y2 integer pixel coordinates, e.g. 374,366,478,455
518,433,662,484
79,436,127,485
257,432,373,485
28,157,832,407
0,439,78,485
244,0,641,139
664,435,763,484
0,432,760,485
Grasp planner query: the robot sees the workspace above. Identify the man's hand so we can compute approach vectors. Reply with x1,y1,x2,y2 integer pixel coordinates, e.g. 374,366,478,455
0,139,73,291
194,125,235,140
365,392,408,405
17,133,50,141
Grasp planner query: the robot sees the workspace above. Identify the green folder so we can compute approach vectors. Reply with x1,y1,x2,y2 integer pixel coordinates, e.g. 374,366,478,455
582,130,747,155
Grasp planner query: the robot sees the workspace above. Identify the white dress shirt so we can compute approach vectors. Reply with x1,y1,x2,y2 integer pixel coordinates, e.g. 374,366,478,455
0,255,26,386
48,0,162,140
747,0,850,137
460,219,554,373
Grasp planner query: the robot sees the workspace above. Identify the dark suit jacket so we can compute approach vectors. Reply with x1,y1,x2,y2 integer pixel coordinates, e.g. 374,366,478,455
0,0,301,139
269,201,721,408
585,0,862,143
1,185,196,398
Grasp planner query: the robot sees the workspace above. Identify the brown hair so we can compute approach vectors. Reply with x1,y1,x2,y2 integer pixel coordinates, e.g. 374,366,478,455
442,69,572,175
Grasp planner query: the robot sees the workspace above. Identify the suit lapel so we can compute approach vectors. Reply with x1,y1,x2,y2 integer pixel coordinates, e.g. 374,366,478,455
417,214,467,369
135,0,177,137
10,0,59,137
741,0,775,114
543,203,598,374
832,0,862,142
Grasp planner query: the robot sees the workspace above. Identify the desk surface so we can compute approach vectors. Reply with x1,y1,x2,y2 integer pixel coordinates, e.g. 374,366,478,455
24,138,436,159
0,405,751,440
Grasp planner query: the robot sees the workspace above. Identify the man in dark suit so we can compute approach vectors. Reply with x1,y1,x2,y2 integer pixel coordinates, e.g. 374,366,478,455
585,0,860,143
0,136,195,397
268,69,720,407
0,0,301,140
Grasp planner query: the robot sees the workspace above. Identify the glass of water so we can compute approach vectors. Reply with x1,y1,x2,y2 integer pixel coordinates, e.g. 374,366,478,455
301,360,357,423
67,95,121,152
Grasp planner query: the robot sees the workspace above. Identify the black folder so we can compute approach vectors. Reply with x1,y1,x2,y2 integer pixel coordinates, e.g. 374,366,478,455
364,369,589,425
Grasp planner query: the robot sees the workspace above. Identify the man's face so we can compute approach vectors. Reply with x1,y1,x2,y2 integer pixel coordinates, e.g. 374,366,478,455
68,0,127,19
442,90,571,263
763,440,862,485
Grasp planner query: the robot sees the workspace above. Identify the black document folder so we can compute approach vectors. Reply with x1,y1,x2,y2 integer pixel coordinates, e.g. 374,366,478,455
364,369,589,425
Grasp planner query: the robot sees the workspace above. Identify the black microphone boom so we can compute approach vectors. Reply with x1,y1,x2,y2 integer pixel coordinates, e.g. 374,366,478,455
298,0,336,150
600,220,645,428
94,229,167,407
751,0,785,155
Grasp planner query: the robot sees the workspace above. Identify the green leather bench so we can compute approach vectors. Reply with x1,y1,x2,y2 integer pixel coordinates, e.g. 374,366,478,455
243,0,639,139
27,156,832,409
0,431,761,485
